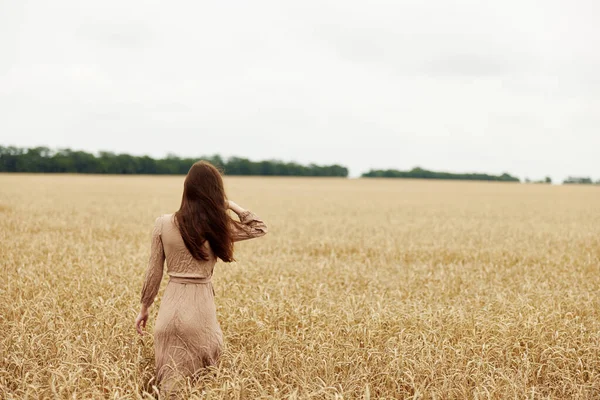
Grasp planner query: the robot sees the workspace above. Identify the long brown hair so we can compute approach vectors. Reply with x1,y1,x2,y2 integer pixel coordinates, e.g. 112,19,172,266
175,161,234,262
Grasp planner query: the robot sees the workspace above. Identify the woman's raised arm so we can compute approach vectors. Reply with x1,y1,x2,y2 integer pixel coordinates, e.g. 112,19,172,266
228,200,268,242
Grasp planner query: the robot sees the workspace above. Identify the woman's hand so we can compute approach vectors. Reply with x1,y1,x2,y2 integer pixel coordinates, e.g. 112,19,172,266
135,306,149,335
227,200,245,215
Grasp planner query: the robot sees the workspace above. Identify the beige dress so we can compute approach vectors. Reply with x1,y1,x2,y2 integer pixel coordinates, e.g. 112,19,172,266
140,210,267,390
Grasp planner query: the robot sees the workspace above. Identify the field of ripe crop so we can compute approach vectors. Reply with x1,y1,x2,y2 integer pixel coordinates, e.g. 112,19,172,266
1,174,600,399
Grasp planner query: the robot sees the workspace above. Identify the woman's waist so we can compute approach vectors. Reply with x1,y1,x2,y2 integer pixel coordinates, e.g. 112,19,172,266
168,274,212,284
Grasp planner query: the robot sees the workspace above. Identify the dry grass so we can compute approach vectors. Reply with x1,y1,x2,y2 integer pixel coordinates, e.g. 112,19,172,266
1,174,600,399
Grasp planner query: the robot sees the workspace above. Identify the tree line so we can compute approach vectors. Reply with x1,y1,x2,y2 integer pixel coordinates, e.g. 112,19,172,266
363,168,599,185
563,176,600,185
362,167,521,182
0,146,349,177
1,146,597,184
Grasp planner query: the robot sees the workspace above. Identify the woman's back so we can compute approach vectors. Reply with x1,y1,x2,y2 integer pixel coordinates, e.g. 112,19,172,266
160,214,217,279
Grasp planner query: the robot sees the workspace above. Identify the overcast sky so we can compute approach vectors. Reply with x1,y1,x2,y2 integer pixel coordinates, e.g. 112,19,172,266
1,0,598,180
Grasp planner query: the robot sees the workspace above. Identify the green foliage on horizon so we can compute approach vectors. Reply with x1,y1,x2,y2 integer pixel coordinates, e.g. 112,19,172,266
362,167,521,182
563,176,599,185
0,146,349,177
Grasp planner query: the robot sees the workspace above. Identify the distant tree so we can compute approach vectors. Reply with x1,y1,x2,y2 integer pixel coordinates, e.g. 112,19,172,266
258,160,275,176
137,156,157,174
205,155,225,170
545,176,552,184
563,176,594,184
0,146,26,172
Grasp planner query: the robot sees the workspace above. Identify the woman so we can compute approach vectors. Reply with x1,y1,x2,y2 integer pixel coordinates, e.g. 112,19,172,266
135,161,267,392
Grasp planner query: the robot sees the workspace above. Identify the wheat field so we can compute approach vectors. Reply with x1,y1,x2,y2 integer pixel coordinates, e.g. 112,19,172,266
1,174,599,399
